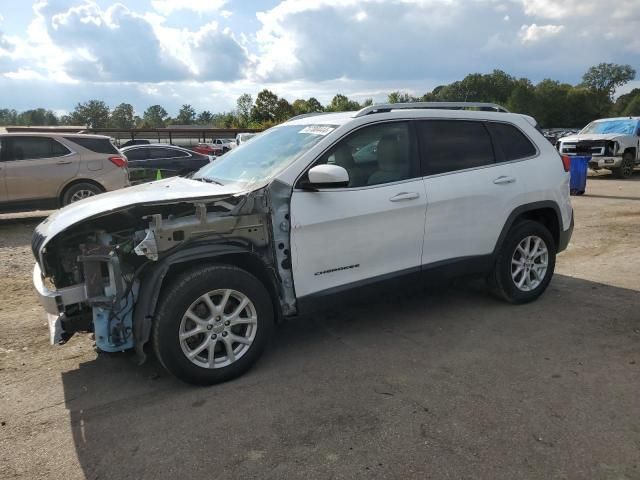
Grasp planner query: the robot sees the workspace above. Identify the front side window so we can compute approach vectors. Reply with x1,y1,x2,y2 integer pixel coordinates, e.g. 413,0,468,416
124,148,148,161
194,124,335,186
417,120,495,176
313,122,413,187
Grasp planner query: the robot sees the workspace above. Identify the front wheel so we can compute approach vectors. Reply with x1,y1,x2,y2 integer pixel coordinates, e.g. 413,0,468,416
489,220,556,304
613,152,635,179
153,265,274,385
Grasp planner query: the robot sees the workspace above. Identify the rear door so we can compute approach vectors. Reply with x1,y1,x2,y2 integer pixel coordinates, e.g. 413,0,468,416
418,119,536,265
3,136,79,202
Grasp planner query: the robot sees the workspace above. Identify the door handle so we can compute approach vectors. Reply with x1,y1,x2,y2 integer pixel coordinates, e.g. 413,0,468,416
56,160,72,165
389,192,420,202
493,176,516,185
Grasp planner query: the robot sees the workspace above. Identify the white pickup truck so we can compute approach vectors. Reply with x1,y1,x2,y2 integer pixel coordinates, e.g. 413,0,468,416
557,117,640,178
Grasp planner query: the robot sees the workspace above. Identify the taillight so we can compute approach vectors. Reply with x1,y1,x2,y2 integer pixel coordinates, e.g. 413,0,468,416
561,155,571,172
109,155,127,168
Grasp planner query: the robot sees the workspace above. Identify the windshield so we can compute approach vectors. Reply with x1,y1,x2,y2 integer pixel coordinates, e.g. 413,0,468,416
580,119,638,135
194,124,335,186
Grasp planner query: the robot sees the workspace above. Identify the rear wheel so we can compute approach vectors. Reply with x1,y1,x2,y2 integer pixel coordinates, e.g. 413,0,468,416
62,182,103,206
153,265,274,385
613,152,634,179
489,220,556,304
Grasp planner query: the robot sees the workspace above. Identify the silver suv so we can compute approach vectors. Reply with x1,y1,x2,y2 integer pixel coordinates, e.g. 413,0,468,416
0,133,129,212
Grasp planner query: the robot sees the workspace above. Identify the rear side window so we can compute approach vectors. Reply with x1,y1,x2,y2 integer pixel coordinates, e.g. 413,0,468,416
66,136,118,154
417,120,495,176
487,122,537,161
1,136,71,161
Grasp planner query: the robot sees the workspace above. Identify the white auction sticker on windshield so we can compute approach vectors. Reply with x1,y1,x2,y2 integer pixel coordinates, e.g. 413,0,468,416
299,125,335,136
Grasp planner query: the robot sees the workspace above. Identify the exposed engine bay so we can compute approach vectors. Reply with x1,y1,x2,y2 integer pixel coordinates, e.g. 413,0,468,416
32,181,295,360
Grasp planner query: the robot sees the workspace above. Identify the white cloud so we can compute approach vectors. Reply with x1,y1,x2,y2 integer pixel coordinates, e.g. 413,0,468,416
151,0,227,16
519,23,564,43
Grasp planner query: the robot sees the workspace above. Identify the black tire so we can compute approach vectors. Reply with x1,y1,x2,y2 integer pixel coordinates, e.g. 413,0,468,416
489,220,556,304
613,152,635,179
152,264,274,385
62,182,103,206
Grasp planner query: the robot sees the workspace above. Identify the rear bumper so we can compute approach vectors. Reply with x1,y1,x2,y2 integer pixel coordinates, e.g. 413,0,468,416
557,210,574,253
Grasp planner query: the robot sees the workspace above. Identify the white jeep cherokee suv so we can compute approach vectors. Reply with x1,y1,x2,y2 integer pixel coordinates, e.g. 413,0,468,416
557,117,640,178
32,102,573,385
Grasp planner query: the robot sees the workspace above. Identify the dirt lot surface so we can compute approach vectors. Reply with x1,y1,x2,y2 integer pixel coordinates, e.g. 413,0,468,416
1,175,639,480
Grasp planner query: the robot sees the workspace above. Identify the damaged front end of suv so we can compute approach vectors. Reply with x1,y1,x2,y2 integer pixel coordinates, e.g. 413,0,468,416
31,177,296,364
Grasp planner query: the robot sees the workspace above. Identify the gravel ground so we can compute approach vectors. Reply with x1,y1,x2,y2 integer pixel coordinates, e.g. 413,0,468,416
0,174,639,480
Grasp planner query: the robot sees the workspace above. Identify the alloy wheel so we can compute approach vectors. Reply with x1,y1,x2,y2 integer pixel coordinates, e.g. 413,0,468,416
511,235,549,292
179,289,257,369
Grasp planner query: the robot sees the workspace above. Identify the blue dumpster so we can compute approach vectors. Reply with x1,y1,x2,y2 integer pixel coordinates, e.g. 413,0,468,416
569,156,590,196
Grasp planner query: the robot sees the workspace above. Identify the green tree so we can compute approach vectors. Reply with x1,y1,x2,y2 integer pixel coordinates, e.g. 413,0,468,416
328,94,360,112
142,105,168,128
612,88,640,115
236,93,253,126
110,103,135,129
306,97,324,112
582,63,636,99
197,110,213,125
292,99,310,115
71,100,110,128
362,98,373,107
176,104,196,125
15,108,58,126
251,89,279,123
388,91,416,103
274,98,294,122
622,96,640,116
506,79,536,115
0,108,17,125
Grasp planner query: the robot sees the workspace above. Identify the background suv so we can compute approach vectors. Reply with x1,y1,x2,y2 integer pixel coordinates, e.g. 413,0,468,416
0,133,129,212
32,102,573,385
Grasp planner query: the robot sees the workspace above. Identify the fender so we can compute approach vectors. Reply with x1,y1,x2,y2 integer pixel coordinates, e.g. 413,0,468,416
492,200,564,257
132,241,276,363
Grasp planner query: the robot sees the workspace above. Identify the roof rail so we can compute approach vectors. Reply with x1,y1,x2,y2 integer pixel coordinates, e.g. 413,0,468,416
353,102,510,118
286,111,333,122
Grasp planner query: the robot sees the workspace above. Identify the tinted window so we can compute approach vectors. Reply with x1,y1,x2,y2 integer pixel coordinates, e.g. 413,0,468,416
124,148,148,161
314,122,413,188
417,120,494,176
147,147,190,159
51,139,71,156
3,136,70,161
66,136,118,154
487,122,536,161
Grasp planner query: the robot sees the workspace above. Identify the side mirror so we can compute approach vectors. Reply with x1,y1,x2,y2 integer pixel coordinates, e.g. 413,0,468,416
306,164,349,188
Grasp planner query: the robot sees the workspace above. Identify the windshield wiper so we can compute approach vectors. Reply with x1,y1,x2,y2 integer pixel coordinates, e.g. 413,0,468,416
197,177,225,186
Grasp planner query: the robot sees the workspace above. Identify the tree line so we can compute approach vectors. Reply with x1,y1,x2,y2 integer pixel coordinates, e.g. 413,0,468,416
0,63,636,130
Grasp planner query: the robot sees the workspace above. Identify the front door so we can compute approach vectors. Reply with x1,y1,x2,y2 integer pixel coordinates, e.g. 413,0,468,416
290,121,427,298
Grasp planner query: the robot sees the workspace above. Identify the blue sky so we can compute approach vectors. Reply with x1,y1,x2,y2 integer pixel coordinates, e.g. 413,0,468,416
0,0,638,116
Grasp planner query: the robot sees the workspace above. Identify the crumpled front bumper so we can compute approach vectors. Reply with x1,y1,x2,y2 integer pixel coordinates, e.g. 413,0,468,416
32,263,87,315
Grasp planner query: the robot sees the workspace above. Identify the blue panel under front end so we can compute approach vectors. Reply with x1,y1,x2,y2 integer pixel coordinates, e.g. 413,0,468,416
94,292,135,352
